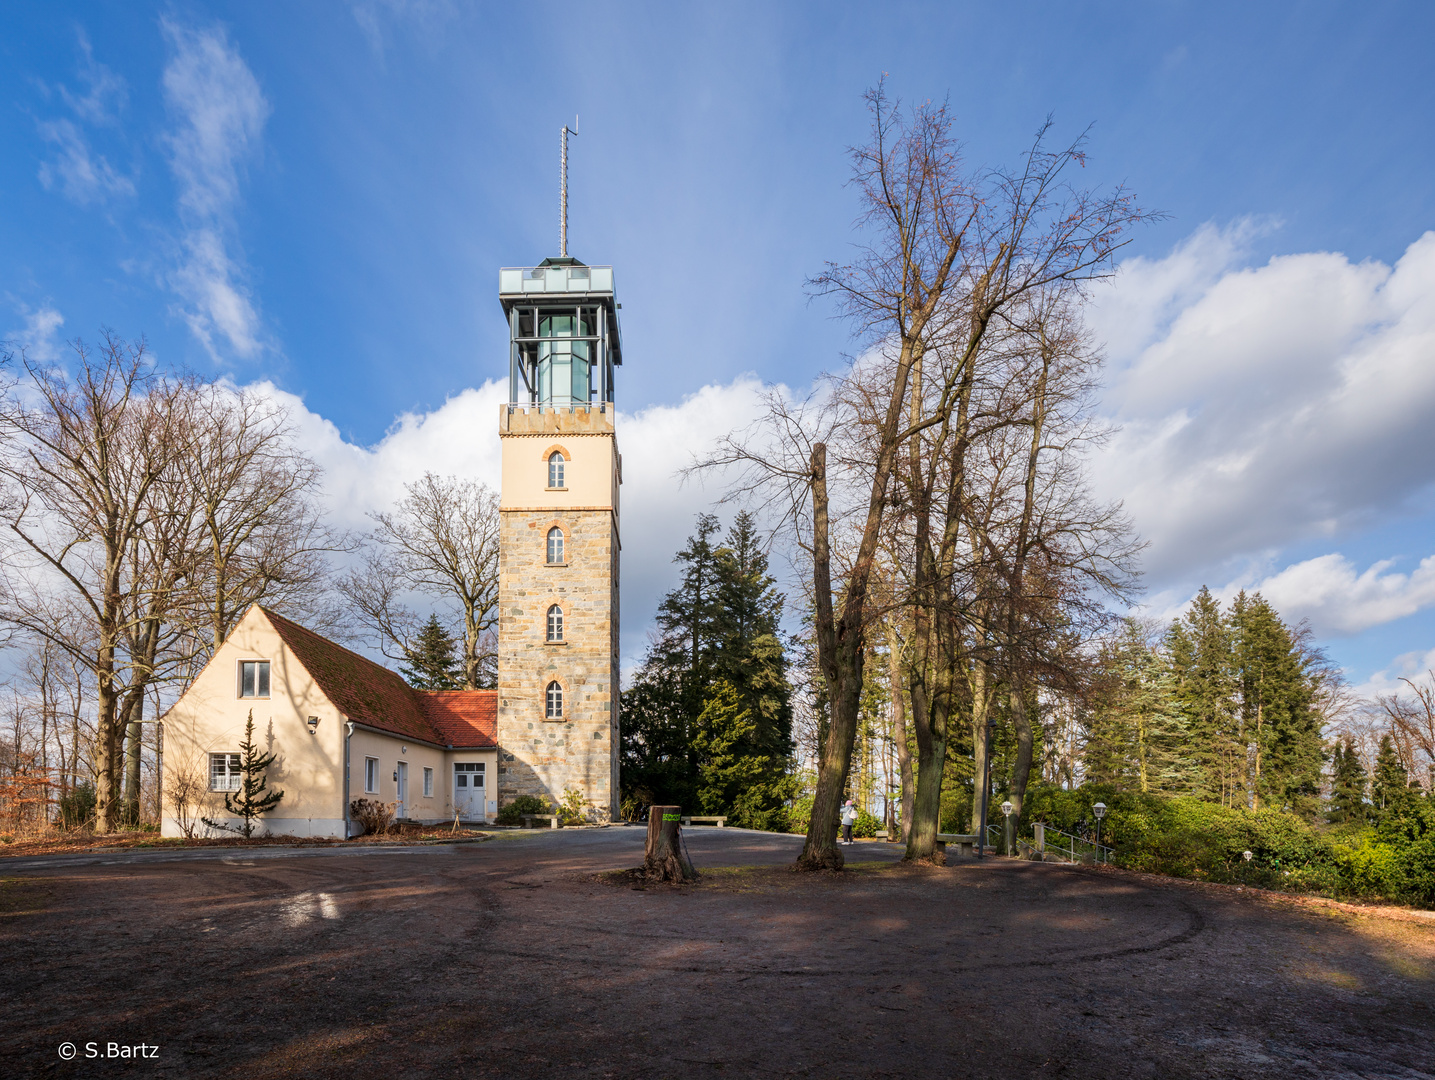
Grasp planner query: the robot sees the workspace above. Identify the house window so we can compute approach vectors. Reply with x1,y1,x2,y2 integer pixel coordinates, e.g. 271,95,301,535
210,753,241,792
545,681,563,719
239,660,270,698
548,452,565,488
546,527,564,564
423,767,434,798
547,604,564,642
364,757,378,793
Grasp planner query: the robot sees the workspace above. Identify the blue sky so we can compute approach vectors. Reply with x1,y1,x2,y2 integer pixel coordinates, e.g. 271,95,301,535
4,2,1435,690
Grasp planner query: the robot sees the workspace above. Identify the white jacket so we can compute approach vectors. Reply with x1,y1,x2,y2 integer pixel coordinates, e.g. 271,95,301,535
841,805,858,825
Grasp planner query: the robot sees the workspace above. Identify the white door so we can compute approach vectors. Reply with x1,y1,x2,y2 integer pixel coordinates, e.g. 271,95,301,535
454,763,484,820
396,762,408,819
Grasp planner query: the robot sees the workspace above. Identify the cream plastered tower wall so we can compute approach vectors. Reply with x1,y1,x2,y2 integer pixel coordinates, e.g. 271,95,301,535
496,405,620,820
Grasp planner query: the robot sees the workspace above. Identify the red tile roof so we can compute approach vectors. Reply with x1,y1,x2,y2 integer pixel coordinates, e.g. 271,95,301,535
261,607,441,744
418,691,498,748
259,607,501,749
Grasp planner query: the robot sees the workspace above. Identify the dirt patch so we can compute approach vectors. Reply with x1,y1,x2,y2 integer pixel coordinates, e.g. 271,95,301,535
2,830,1433,1079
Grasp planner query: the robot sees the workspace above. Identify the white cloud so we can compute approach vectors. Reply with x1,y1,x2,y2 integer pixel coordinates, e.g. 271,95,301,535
1217,553,1435,637
7,305,66,364
1348,645,1435,701
160,19,269,359
37,118,135,206
1088,227,1435,584
261,376,770,669
35,33,133,207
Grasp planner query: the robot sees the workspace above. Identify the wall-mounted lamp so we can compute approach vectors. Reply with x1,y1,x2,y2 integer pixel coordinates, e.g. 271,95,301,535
306,716,320,735
393,770,399,783
400,745,407,755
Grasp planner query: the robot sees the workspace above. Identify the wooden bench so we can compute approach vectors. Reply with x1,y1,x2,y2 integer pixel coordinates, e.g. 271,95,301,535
520,814,560,830
936,832,978,856
680,816,727,827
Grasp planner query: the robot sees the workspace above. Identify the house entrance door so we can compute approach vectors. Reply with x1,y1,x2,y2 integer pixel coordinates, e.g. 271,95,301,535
454,763,484,820
396,762,408,819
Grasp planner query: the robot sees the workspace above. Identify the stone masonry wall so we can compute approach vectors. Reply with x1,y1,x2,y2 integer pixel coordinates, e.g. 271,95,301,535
495,503,620,820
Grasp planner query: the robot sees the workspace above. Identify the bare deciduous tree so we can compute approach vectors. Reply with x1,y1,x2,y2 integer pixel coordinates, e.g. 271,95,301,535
340,473,500,689
0,335,187,831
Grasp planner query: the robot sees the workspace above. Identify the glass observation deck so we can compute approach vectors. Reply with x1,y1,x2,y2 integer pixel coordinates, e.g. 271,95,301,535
499,259,622,411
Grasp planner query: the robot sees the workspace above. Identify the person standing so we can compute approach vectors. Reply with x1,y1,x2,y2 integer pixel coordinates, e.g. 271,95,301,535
841,800,857,845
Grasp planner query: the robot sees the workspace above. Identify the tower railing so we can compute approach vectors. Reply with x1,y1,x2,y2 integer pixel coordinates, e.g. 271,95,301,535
499,265,615,296
504,401,613,415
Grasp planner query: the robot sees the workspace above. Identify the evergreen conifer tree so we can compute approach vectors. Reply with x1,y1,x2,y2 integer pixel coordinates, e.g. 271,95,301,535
1327,737,1369,825
1230,593,1324,816
1372,733,1412,819
202,710,284,838
621,512,795,824
1167,587,1241,804
401,614,462,690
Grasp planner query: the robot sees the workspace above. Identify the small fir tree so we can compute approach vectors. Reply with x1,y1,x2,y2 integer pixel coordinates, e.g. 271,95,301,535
401,615,462,690
203,710,284,838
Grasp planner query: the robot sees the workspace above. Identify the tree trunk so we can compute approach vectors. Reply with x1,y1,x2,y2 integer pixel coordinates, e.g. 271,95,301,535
644,806,696,883
123,695,143,827
886,624,915,846
969,657,992,833
906,677,947,863
1007,684,1034,851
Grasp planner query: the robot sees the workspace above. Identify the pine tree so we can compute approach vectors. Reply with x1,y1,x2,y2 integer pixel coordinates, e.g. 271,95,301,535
1166,587,1241,805
1372,733,1412,820
401,614,462,690
692,679,795,831
620,512,796,825
1327,737,1368,825
1088,619,1190,793
203,710,284,838
1230,593,1323,816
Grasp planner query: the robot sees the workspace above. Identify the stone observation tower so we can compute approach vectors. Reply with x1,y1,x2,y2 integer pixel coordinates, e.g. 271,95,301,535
494,253,622,821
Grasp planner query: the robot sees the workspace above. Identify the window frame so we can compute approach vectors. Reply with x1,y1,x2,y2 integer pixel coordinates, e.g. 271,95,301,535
545,680,564,720
546,604,564,642
547,451,566,489
423,767,434,798
209,752,241,792
238,659,271,699
546,526,565,565
364,757,378,794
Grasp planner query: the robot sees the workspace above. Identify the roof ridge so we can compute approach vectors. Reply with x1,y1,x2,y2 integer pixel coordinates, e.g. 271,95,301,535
258,605,401,677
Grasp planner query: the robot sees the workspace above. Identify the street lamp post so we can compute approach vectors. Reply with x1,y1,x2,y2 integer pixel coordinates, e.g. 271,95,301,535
1001,799,1014,857
1092,801,1106,862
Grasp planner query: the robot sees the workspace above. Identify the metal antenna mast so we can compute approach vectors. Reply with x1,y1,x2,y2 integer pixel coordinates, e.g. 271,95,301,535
560,116,578,257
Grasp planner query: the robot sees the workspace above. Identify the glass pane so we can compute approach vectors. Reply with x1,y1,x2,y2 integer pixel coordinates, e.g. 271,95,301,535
256,662,269,697
456,775,467,788
240,662,254,697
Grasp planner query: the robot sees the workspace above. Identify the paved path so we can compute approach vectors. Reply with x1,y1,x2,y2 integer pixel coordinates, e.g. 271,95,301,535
2,828,1431,1079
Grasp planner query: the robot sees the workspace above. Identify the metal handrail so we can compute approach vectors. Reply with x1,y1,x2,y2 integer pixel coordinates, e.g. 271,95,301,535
1033,823,1113,865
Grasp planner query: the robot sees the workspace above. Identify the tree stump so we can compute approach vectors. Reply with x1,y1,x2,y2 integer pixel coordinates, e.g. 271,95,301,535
644,806,696,883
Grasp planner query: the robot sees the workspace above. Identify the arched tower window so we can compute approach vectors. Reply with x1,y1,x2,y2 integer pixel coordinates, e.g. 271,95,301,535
546,604,564,642
545,681,563,719
548,451,566,489
546,526,564,564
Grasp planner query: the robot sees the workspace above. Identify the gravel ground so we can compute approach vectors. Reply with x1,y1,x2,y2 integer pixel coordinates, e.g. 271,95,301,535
2,826,1432,1079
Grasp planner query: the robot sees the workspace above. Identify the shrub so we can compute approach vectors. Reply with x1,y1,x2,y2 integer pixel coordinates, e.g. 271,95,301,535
560,787,586,826
1024,780,1435,907
853,810,883,838
350,798,395,837
57,783,96,830
496,794,552,826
